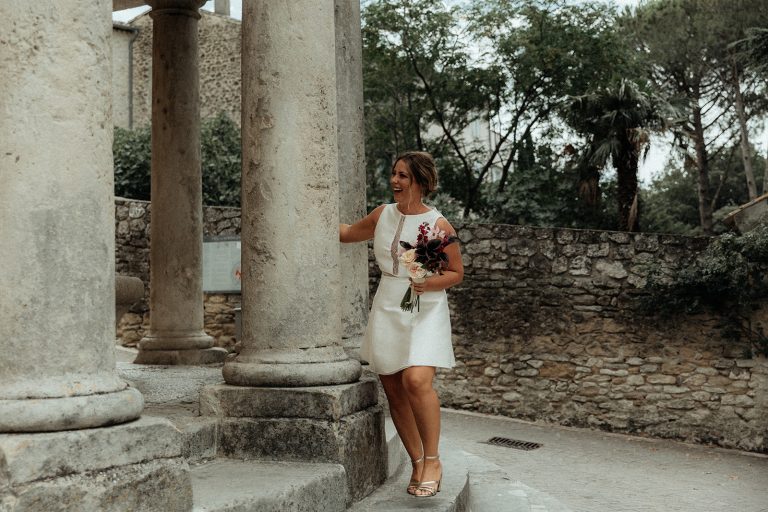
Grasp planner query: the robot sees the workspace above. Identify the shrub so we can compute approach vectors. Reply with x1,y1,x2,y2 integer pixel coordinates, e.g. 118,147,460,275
641,220,768,356
113,112,242,206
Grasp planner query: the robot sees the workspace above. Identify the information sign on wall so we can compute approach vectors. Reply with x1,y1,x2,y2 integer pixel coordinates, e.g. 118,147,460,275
203,236,241,293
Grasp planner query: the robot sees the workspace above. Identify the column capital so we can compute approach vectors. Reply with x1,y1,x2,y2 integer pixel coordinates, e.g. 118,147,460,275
147,0,205,18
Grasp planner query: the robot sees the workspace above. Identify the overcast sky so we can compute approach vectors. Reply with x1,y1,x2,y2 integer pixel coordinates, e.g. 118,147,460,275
113,0,672,183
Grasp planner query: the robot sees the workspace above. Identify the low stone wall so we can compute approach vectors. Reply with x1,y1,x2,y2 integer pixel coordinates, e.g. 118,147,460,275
115,198,240,350
367,223,767,453
116,199,767,452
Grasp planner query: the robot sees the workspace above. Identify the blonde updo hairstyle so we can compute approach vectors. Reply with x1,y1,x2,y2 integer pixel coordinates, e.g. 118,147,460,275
393,151,438,198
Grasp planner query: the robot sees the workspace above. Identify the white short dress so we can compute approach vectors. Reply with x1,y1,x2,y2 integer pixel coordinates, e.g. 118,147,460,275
360,203,456,375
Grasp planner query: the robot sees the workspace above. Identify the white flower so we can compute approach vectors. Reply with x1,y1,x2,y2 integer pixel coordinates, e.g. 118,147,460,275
399,248,417,265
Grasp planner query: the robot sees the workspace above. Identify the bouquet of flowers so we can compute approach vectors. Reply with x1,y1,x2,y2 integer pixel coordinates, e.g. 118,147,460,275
397,221,459,312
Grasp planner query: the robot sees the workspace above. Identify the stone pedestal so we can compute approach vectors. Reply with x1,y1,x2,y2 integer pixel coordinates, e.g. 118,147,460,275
136,0,226,365
336,0,369,361
0,418,192,512
200,379,386,503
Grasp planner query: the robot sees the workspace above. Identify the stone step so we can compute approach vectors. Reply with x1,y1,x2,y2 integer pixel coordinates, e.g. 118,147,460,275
365,426,573,512
384,417,407,479
460,449,573,512
190,458,348,512
347,442,470,512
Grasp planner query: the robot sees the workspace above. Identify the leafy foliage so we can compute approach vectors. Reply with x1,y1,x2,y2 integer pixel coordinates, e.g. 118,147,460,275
564,78,675,231
641,222,768,356
628,0,768,232
642,146,766,234
113,112,241,206
113,125,152,200
362,0,636,219
200,112,241,207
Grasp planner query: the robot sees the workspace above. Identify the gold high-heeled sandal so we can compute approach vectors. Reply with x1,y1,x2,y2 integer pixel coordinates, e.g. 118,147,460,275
407,455,424,495
414,454,442,497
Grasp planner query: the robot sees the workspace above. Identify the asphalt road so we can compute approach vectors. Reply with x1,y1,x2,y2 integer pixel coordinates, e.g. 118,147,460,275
441,408,768,512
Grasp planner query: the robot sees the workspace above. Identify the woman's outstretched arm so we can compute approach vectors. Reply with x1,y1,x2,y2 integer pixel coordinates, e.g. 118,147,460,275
339,204,385,243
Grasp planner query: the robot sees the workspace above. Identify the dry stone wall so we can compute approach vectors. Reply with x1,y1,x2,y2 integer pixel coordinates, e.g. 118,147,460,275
116,199,767,452
115,198,240,349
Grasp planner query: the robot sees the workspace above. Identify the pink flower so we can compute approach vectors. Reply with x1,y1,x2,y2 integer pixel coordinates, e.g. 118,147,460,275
407,262,428,280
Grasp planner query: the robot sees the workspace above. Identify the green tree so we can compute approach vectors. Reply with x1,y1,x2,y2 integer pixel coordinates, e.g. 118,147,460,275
114,125,151,200
643,145,766,234
733,27,768,195
363,0,636,219
565,79,673,231
470,0,635,195
113,112,241,206
363,0,504,216
630,0,768,232
201,112,241,207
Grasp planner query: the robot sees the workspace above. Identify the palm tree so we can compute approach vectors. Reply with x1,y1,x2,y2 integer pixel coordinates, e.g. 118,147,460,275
566,79,673,231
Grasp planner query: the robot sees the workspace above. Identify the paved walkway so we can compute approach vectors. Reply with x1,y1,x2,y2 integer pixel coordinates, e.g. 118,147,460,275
441,409,768,512
115,351,766,512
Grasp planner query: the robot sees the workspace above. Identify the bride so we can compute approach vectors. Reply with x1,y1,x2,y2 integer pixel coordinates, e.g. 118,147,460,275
339,151,463,497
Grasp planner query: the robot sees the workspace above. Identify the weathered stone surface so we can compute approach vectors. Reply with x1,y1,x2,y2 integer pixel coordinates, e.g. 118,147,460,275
217,407,386,503
0,416,181,486
4,459,191,512
136,0,219,364
168,416,218,462
336,0,368,358
200,380,378,420
191,459,347,512
134,347,228,365
224,0,362,387
0,0,146,433
117,204,768,452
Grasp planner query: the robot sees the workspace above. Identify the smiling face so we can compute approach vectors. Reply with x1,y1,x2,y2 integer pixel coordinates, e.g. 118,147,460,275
391,159,423,203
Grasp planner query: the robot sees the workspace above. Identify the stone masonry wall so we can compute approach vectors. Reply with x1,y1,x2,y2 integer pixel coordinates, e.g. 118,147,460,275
116,198,767,452
128,11,241,129
115,198,240,350
368,223,768,453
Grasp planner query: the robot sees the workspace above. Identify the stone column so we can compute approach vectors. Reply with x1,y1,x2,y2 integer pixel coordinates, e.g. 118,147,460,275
135,0,227,364
335,0,369,360
203,1,385,502
223,0,361,387
0,0,143,434
0,2,191,507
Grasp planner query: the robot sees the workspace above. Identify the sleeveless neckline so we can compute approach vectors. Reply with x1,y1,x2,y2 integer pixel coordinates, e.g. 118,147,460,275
392,203,435,217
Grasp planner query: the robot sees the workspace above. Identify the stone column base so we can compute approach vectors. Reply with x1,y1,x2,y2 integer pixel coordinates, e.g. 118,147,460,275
0,417,192,511
134,347,228,365
200,379,387,503
342,334,365,361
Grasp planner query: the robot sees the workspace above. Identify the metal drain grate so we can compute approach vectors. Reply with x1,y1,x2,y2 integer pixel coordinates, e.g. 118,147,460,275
485,436,542,451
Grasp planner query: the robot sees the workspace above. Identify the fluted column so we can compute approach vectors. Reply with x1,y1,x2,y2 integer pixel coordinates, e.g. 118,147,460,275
223,0,361,386
136,0,227,364
0,0,143,432
336,0,369,359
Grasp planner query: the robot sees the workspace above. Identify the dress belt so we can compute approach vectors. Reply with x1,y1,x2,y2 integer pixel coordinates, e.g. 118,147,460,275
381,271,406,279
